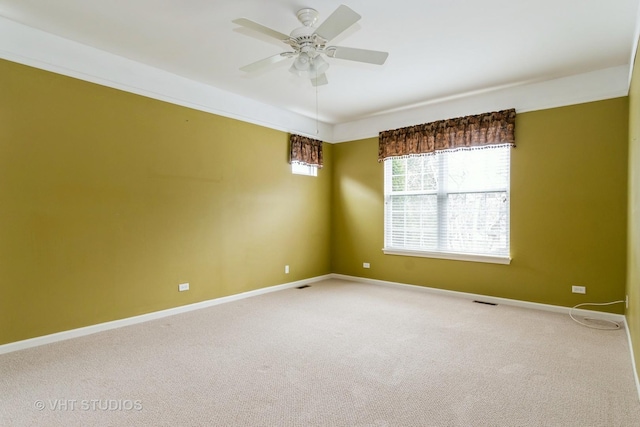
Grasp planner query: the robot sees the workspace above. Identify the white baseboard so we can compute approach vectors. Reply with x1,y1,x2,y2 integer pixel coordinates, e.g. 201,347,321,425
0,274,332,355
330,274,626,322
623,318,640,402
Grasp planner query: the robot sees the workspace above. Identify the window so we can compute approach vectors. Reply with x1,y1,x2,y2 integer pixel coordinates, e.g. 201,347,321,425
292,163,318,176
383,147,510,264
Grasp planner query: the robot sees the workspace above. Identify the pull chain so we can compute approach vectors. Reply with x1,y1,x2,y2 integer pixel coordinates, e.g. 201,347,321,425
315,79,319,135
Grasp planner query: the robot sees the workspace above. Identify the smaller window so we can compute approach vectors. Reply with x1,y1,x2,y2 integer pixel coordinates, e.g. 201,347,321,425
292,163,318,176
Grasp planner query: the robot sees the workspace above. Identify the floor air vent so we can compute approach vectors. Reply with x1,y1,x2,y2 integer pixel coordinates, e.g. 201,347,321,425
296,285,311,289
473,300,497,306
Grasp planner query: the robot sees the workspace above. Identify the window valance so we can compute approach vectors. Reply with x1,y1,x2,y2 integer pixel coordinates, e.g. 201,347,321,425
378,109,516,162
290,134,323,168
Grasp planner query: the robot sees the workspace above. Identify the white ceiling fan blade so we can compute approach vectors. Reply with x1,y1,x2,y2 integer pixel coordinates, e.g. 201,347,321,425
328,46,389,65
311,73,328,86
314,5,361,42
240,53,292,73
232,18,290,41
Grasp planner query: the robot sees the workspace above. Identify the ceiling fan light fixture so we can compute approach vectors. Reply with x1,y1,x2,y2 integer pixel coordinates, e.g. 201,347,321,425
289,53,330,78
289,53,311,76
288,64,303,76
309,55,329,76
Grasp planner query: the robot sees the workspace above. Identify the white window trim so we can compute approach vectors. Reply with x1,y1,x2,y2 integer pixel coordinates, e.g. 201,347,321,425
382,247,511,265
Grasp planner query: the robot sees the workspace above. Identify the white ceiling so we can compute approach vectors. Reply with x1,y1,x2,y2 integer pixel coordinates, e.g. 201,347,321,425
0,0,639,141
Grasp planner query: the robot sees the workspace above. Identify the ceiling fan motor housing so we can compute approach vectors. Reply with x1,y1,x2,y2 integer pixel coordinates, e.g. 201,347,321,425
289,26,326,56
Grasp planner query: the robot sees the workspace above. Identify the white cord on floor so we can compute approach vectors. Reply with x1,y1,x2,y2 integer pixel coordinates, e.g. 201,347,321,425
569,300,625,330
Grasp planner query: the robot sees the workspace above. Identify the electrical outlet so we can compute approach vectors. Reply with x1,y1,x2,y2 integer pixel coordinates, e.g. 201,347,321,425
178,283,189,292
363,262,370,269
571,285,586,294
285,265,289,274
626,295,629,309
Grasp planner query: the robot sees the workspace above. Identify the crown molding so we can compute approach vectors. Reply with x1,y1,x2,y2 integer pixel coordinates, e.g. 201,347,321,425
332,65,630,143
0,16,630,144
0,16,333,141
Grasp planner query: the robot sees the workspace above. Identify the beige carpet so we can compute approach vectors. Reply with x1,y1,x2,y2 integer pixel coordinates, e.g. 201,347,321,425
1,279,639,426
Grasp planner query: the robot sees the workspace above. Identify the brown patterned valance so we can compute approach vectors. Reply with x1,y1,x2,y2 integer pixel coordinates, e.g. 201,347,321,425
290,134,323,168
378,109,516,162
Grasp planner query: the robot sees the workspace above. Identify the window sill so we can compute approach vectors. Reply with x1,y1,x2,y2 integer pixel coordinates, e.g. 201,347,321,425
382,248,511,265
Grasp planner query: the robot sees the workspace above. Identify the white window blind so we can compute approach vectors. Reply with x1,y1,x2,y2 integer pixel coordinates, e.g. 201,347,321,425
292,162,318,176
383,147,510,263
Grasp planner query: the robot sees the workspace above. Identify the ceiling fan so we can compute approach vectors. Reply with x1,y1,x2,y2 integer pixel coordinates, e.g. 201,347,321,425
232,4,389,87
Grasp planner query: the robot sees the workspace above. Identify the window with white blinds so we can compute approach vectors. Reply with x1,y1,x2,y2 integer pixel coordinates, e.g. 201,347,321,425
383,147,511,264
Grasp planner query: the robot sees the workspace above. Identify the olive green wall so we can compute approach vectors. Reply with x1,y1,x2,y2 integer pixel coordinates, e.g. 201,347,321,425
0,56,631,350
0,59,332,345
332,98,628,312
628,50,640,380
